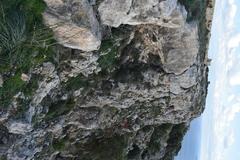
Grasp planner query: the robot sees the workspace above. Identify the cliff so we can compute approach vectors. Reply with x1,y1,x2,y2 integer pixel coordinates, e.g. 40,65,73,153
0,0,214,159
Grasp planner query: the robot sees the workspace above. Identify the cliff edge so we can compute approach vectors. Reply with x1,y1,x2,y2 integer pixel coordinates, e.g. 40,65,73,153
0,0,214,159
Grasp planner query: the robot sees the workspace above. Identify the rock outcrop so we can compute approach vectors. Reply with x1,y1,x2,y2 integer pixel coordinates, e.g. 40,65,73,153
0,0,214,160
98,0,187,28
43,0,101,51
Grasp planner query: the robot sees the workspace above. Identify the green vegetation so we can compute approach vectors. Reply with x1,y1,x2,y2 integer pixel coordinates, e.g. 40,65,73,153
179,0,196,8
178,0,204,21
64,74,89,91
161,123,189,160
22,74,40,96
0,74,25,106
0,0,54,71
97,26,132,74
139,124,188,160
0,156,7,160
76,134,129,160
148,124,173,153
45,98,75,120
0,0,56,107
53,138,68,151
98,38,120,73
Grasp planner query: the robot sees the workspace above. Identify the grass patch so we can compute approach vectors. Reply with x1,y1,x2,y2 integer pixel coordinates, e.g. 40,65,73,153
0,0,56,108
0,73,40,107
22,74,40,96
0,74,26,107
0,1,55,72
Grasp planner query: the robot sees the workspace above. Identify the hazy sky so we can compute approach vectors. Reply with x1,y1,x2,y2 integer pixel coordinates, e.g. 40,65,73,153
200,0,240,159
176,0,240,160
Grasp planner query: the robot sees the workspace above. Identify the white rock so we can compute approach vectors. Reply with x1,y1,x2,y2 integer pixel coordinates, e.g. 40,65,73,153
43,0,101,51
98,0,187,28
161,24,199,74
21,73,30,82
7,122,32,134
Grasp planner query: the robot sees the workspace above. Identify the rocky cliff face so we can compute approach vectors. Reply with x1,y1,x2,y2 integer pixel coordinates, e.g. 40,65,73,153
0,0,214,159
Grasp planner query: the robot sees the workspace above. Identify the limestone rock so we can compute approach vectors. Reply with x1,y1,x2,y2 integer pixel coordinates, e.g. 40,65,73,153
21,73,30,82
136,24,199,75
98,0,187,28
7,122,32,135
0,0,214,159
59,49,101,82
43,0,101,51
160,24,199,74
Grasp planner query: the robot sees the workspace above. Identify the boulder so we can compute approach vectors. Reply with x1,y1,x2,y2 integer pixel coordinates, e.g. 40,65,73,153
43,0,101,51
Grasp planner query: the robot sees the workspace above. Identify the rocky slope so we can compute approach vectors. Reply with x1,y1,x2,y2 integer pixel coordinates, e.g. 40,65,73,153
0,0,214,159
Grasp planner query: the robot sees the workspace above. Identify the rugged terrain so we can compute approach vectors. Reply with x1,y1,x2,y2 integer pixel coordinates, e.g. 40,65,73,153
0,0,214,159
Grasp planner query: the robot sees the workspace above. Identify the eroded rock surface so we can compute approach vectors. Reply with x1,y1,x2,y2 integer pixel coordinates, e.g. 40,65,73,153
99,0,187,28
0,0,214,160
43,0,101,51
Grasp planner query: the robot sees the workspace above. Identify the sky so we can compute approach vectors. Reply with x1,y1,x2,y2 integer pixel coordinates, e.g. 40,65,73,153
175,118,202,160
200,0,240,159
176,0,240,159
